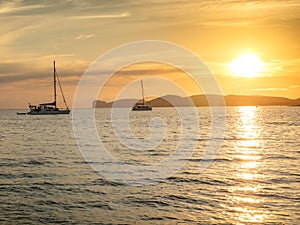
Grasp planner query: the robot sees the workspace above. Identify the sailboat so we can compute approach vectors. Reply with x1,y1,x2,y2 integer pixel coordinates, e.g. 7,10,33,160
132,80,152,111
17,61,70,115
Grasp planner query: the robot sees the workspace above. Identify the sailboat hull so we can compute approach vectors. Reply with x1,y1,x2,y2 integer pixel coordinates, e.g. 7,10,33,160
132,105,152,111
27,109,70,115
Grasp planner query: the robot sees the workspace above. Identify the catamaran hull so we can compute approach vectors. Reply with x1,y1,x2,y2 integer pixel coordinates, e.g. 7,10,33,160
27,109,70,115
132,107,152,111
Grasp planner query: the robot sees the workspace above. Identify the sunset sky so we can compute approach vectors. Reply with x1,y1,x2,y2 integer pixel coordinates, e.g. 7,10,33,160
1,0,300,109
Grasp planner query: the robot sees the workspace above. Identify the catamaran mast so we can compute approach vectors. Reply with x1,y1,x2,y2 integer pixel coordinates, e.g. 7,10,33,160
141,80,145,105
54,60,57,108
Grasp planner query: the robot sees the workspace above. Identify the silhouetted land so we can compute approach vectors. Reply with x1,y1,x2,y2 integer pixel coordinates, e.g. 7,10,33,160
93,95,300,108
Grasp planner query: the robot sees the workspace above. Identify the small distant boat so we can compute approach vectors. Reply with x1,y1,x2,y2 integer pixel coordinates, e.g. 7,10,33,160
132,80,152,111
17,61,70,115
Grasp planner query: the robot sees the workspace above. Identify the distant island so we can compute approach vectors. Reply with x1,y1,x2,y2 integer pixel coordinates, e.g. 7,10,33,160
93,94,300,108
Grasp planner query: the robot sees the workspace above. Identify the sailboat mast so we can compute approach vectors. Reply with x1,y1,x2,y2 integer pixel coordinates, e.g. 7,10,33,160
141,80,145,105
54,60,57,108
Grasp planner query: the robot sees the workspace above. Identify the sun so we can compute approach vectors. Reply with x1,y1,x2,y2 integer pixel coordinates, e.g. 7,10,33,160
229,53,264,78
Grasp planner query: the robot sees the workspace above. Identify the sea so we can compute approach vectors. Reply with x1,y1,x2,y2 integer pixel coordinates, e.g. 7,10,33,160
0,106,299,224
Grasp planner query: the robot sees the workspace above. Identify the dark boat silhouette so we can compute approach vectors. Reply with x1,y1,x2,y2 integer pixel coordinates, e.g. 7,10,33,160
132,80,152,111
17,61,70,115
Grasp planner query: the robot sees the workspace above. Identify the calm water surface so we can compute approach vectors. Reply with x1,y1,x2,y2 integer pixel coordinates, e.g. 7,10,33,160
0,107,299,224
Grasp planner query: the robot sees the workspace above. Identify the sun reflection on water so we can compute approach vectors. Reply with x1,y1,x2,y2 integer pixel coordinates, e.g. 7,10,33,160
225,106,269,224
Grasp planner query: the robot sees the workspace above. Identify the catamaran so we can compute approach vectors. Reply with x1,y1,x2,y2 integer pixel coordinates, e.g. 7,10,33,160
132,80,152,111
17,61,70,115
